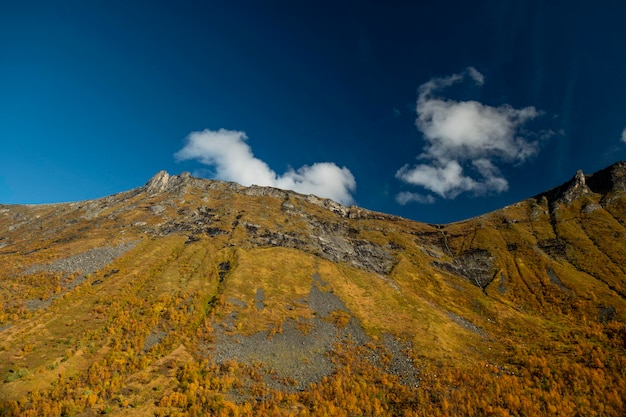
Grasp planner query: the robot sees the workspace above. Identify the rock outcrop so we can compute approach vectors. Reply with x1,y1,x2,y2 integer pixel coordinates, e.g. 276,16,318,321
144,171,194,195
557,169,592,205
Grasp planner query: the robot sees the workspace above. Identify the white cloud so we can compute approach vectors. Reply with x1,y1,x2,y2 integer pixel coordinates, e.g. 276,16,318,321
621,128,626,143
174,128,356,205
395,191,435,205
397,160,476,198
466,66,485,86
396,67,545,202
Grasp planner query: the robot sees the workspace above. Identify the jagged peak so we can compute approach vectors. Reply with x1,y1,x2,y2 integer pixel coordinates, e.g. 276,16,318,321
145,170,171,194
558,169,591,205
534,161,626,210
144,171,192,195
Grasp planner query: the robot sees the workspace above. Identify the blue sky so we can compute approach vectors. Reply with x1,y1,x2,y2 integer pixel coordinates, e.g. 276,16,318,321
2,1,626,223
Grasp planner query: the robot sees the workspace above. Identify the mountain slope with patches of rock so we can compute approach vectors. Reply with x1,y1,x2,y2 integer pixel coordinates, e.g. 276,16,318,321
0,162,625,416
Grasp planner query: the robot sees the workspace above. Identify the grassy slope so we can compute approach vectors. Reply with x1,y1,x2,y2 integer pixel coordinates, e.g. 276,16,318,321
0,173,625,415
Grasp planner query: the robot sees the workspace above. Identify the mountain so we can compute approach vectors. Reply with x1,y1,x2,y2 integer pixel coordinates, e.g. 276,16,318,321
1,163,625,416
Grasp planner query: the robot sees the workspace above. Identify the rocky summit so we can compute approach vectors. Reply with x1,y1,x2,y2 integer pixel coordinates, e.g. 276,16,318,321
1,162,625,416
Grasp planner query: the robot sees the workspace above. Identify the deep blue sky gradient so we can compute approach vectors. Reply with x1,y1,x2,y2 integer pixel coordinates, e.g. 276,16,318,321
2,1,626,223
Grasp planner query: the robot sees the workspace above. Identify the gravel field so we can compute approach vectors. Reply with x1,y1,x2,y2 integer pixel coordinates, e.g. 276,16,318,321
22,240,138,311
211,273,419,392
24,241,138,276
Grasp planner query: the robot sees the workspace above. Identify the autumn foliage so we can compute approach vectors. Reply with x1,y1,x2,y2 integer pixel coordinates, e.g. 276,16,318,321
2,166,626,415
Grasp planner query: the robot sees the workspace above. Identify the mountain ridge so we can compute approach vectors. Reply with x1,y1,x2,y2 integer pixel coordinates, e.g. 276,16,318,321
0,161,625,416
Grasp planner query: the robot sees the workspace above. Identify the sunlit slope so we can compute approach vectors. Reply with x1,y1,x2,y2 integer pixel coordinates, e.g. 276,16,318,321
0,164,625,416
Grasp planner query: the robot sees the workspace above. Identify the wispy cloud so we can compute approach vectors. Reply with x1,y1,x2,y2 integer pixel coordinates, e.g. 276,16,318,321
396,67,545,202
395,191,435,205
174,128,356,205
621,128,626,143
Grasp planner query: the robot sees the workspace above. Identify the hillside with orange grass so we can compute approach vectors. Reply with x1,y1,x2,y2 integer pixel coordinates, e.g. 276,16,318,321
1,163,625,416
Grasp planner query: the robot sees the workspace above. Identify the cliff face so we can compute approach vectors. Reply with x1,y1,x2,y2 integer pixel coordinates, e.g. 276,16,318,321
1,162,625,416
